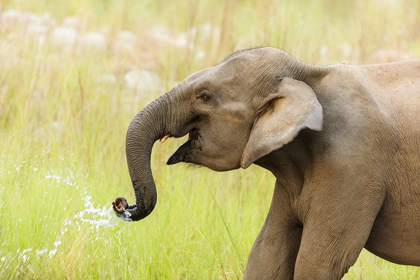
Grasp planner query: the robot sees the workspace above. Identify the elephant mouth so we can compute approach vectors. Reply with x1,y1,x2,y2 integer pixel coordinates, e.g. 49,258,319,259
188,128,199,140
159,126,199,143
166,128,200,165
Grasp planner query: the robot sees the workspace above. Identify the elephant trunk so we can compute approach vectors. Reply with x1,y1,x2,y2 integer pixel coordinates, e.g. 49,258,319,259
113,94,172,221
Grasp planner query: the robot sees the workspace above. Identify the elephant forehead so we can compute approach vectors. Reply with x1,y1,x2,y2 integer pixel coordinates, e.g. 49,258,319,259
183,67,214,83
183,62,256,91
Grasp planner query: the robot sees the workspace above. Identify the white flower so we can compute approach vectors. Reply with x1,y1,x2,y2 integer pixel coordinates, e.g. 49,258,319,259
124,70,161,92
62,15,82,30
52,27,79,49
81,32,107,52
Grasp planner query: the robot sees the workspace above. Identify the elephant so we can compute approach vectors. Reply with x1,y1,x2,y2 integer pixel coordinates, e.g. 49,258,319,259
112,47,420,279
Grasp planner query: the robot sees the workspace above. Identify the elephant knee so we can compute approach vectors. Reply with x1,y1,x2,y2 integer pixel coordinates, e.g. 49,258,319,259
244,234,299,279
294,249,360,280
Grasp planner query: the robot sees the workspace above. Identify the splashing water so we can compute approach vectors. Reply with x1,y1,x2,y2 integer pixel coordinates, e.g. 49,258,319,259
0,150,127,273
114,208,133,222
35,249,48,256
74,195,120,229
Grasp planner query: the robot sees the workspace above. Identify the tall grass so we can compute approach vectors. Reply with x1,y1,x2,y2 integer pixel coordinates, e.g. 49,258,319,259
0,0,419,278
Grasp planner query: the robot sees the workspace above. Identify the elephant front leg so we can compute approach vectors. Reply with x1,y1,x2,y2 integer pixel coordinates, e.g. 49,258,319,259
244,184,302,280
245,222,302,279
293,188,384,279
293,222,370,280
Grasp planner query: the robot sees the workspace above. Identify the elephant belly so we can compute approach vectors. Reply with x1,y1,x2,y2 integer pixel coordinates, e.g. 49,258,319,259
364,188,420,266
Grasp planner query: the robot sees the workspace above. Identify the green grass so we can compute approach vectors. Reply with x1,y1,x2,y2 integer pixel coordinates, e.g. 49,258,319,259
1,0,420,278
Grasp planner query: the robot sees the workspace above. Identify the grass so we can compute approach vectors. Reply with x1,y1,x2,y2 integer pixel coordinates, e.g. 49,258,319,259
0,0,420,278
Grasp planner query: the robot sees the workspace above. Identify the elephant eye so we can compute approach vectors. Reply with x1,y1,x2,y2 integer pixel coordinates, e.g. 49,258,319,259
198,92,211,101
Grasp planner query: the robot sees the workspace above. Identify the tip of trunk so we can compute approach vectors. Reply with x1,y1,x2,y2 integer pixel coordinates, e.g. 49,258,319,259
112,196,156,222
112,197,129,213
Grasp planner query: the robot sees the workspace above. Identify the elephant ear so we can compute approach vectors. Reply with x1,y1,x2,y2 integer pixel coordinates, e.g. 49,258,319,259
241,77,323,169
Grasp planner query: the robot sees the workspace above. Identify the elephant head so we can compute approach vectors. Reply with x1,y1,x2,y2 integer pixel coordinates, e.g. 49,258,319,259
112,47,326,221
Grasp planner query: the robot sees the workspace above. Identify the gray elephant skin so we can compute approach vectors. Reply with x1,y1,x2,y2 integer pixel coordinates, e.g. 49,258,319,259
112,47,420,279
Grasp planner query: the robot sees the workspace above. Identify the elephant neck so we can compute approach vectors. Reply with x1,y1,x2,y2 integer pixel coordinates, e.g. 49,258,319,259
293,62,330,88
275,50,331,87
254,130,316,195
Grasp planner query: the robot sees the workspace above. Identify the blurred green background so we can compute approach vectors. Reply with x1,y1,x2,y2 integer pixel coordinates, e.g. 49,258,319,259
1,0,419,278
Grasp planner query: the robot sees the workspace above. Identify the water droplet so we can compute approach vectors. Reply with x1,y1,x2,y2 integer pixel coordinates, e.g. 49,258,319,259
48,249,57,258
36,249,48,255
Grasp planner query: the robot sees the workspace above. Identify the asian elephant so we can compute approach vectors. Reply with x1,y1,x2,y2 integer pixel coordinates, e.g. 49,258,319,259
112,47,420,279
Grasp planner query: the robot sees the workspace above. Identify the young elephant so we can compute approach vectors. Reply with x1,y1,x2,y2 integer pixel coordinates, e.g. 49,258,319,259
113,47,420,279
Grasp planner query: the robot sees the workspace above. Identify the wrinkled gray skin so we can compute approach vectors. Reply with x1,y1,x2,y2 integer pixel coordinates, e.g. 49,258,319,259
113,47,420,279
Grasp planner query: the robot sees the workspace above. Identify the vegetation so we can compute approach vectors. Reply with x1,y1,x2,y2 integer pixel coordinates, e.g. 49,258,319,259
1,0,419,278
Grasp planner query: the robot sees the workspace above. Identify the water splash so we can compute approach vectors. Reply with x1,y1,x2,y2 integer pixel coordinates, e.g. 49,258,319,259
0,150,126,273
35,249,48,255
48,249,57,258
114,208,133,222
74,195,120,229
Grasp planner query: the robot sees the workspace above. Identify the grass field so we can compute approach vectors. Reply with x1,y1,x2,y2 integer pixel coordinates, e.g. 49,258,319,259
1,0,420,278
